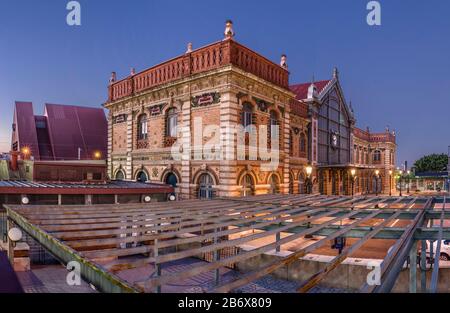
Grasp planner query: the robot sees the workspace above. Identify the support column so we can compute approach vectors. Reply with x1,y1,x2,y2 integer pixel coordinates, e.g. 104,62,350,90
107,111,113,179
282,106,290,194
126,113,133,180
420,240,427,292
219,90,239,197
409,240,417,293
180,97,192,199
7,219,14,264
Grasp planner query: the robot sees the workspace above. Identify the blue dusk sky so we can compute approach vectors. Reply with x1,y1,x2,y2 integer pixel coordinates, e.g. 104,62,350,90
0,0,449,167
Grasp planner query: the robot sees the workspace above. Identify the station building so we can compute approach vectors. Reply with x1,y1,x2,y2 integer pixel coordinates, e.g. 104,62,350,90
105,21,397,199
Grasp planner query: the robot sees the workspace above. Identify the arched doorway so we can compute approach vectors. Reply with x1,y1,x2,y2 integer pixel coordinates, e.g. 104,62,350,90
198,173,214,199
289,173,294,194
115,169,125,181
136,171,148,183
165,173,178,187
268,174,280,194
299,173,306,194
241,174,255,197
371,176,382,194
331,171,337,195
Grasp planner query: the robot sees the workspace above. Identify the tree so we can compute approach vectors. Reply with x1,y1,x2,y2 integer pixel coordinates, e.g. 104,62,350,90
413,153,448,173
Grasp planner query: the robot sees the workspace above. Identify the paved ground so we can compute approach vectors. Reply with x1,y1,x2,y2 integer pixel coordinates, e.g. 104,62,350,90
16,265,97,293
113,256,349,293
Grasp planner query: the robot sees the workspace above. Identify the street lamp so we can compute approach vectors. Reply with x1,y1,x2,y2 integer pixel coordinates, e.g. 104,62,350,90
93,150,102,160
399,170,403,197
305,165,313,194
21,146,30,159
389,170,393,196
350,169,356,197
375,170,380,196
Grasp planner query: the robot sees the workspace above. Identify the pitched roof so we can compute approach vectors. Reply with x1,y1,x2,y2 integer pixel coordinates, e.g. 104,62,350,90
289,80,331,101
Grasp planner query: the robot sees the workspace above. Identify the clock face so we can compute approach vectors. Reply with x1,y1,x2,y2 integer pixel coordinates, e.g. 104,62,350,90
331,133,338,148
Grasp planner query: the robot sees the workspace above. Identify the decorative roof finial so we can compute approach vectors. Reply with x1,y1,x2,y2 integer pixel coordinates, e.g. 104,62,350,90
349,101,354,114
109,71,116,84
224,20,235,40
307,82,318,100
186,42,193,53
333,67,339,79
130,68,136,76
280,54,288,69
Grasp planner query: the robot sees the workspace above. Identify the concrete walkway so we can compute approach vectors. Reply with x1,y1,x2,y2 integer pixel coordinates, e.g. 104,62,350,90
16,265,97,293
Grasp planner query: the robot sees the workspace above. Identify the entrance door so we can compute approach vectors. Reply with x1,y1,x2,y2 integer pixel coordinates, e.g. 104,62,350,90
198,173,214,199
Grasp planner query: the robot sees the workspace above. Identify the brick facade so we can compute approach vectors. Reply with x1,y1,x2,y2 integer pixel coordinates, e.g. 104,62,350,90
104,31,396,199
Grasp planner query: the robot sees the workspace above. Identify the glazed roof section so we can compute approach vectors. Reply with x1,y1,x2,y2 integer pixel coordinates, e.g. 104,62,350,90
107,39,290,102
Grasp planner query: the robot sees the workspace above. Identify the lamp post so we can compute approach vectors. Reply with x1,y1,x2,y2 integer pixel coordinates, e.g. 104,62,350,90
406,170,410,194
399,170,403,197
350,169,356,197
305,165,313,194
375,170,380,196
389,170,393,196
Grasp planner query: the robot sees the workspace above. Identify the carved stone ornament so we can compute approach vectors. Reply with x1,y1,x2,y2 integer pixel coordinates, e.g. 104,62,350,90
191,92,221,108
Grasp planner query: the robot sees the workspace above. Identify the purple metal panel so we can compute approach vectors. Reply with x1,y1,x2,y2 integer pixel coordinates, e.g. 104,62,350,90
44,104,107,160
14,102,40,160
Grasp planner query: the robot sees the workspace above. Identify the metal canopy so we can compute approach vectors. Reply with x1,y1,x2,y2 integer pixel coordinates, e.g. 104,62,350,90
4,194,449,293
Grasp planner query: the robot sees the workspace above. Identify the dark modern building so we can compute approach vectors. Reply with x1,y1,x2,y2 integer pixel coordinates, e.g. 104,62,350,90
11,102,107,161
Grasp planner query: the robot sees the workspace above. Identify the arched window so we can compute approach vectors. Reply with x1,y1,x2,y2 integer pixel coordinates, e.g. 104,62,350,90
373,150,381,162
299,133,307,154
241,103,253,128
241,174,255,197
137,114,148,140
136,171,148,183
166,108,178,137
115,170,125,181
165,173,178,187
198,173,214,199
268,174,280,194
